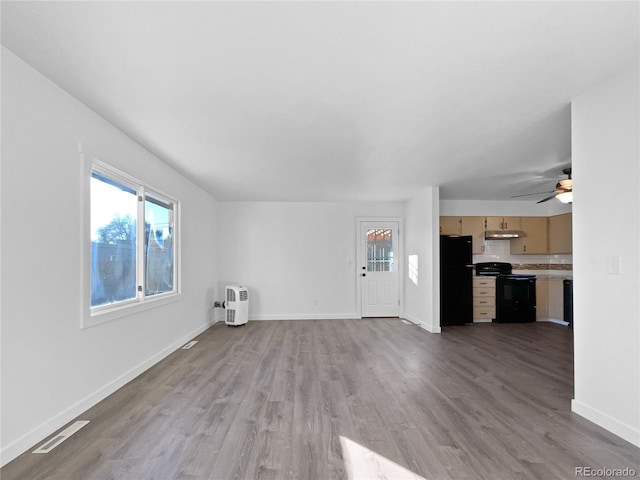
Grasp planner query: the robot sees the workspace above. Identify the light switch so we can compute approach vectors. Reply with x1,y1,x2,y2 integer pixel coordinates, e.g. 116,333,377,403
606,255,622,275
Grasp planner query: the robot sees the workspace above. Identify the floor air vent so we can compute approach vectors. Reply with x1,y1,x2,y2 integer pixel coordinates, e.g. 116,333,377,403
33,420,89,454
182,340,198,349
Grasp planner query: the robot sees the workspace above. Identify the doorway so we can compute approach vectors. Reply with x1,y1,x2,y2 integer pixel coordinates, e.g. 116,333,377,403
358,220,400,317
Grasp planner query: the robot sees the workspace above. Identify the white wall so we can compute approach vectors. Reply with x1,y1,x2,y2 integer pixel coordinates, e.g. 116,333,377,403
440,199,571,217
0,48,220,464
404,187,440,333
216,201,404,320
571,65,639,446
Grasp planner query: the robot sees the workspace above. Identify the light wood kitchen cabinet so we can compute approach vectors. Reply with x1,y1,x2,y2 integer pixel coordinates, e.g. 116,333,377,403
536,278,565,321
536,278,549,320
485,216,521,231
548,213,572,254
441,213,572,256
472,276,495,322
460,216,485,254
439,216,485,254
439,216,461,235
548,278,564,320
510,217,548,254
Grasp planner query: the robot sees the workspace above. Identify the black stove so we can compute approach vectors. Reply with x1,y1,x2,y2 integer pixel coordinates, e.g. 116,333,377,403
474,262,537,323
475,262,512,276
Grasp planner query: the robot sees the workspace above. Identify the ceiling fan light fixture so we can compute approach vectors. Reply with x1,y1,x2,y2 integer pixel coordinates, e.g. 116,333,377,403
521,166,573,204
558,179,572,189
556,191,573,203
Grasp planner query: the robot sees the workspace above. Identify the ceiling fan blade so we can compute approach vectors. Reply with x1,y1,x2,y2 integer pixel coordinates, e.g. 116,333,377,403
511,190,556,198
536,194,559,204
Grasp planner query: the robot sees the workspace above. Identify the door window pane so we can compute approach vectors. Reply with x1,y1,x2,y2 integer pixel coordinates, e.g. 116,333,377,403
366,229,394,272
90,173,137,307
145,196,174,296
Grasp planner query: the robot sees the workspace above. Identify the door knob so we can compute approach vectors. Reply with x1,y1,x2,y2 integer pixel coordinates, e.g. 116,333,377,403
361,273,366,277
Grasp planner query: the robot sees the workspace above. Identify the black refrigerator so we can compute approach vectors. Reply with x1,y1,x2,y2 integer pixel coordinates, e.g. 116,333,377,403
440,235,473,326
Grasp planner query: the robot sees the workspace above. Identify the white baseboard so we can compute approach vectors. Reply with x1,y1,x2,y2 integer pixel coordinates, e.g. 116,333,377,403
419,323,442,334
0,322,211,467
248,313,360,321
403,313,441,334
572,399,640,447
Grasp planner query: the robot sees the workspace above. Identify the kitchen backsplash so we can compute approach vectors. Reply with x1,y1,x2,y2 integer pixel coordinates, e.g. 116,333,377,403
512,263,573,270
472,239,572,269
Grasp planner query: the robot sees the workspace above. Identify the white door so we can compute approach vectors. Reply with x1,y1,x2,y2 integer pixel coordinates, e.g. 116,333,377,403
360,221,399,317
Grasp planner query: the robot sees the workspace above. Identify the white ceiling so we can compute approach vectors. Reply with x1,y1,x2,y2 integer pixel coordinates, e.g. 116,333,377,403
1,1,638,202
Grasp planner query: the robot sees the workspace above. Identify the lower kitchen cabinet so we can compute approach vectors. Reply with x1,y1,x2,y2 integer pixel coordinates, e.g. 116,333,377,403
548,278,564,320
472,276,495,322
536,278,549,319
535,277,566,321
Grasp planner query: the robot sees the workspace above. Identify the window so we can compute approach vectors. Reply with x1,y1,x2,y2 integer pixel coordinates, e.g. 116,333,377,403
87,160,179,324
366,228,394,272
90,172,138,307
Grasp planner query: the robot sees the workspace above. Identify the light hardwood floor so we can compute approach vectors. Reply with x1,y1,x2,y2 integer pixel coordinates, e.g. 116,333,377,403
2,320,639,479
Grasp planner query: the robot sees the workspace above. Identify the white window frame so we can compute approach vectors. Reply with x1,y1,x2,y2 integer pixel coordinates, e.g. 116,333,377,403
81,146,181,328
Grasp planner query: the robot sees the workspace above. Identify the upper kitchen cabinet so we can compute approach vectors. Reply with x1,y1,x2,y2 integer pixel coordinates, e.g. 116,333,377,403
548,213,572,254
439,216,485,253
485,216,521,231
439,216,461,235
510,217,548,254
461,216,486,254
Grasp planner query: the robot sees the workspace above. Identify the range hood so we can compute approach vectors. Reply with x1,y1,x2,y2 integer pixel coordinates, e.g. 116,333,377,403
484,230,526,239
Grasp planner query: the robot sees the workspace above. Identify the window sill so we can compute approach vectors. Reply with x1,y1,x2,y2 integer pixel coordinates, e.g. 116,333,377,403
82,292,182,329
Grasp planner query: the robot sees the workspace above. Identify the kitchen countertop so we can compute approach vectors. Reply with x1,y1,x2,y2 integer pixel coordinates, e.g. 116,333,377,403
513,269,572,280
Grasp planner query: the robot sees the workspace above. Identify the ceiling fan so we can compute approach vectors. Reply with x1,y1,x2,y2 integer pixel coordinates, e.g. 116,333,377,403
512,167,573,204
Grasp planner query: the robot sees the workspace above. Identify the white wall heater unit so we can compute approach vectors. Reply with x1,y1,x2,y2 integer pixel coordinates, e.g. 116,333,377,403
225,285,249,326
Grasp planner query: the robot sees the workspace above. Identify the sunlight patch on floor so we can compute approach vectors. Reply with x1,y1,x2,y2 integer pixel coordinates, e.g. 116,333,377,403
340,436,428,480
